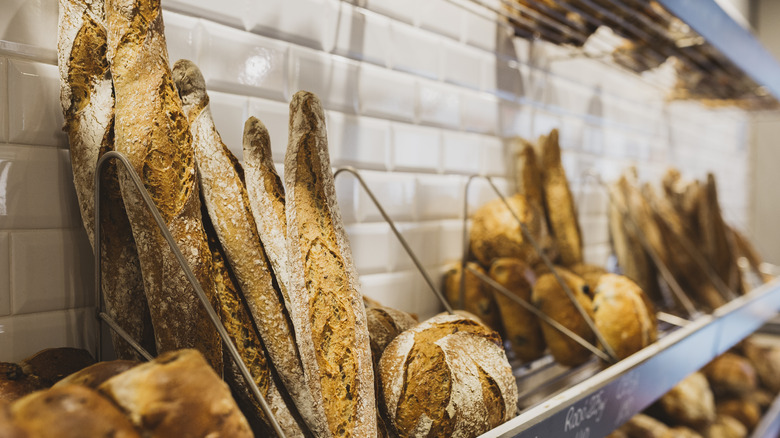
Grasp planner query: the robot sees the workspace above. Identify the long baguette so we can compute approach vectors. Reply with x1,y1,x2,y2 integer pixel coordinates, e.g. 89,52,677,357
58,0,154,359
172,59,326,436
285,91,377,437
105,0,221,370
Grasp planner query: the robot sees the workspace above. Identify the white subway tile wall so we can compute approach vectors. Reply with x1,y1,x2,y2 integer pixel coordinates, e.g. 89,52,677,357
0,0,751,360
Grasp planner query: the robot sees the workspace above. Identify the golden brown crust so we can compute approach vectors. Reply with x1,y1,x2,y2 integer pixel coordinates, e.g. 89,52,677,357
98,349,252,438
592,274,657,360
659,372,716,429
105,0,221,370
488,258,545,362
365,305,418,366
716,398,760,431
442,262,504,335
699,174,742,295
0,363,44,404
532,269,594,366
469,194,543,267
702,353,757,396
54,360,139,389
742,339,780,392
285,91,375,437
569,263,607,293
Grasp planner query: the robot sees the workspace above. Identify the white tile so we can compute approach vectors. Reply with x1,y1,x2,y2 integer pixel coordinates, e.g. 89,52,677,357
576,185,608,217
580,216,609,247
499,100,530,137
389,22,441,79
584,243,611,267
0,307,96,363
0,145,82,229
334,170,357,224
438,219,466,265
461,90,499,135
441,40,486,89
389,222,440,271
164,0,246,29
441,131,481,175
247,98,290,162
246,0,339,52
163,11,202,66
0,233,8,316
391,123,441,172
358,64,416,122
467,176,512,213
289,48,359,113
0,0,58,53
351,170,418,223
480,136,505,176
10,228,94,315
0,58,7,143
344,222,391,274
417,80,461,129
362,0,416,24
332,5,391,66
208,92,248,160
327,111,389,170
531,110,563,138
416,174,466,221
199,22,288,100
416,0,465,40
358,270,421,315
464,10,498,52
8,60,66,147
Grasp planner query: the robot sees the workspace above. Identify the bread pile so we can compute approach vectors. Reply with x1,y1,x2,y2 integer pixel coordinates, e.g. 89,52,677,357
608,337,780,438
446,129,657,367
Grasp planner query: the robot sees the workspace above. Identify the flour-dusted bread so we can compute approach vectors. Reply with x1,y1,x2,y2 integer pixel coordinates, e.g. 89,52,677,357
379,313,517,437
532,269,595,367
98,349,252,437
592,274,657,360
365,304,418,366
539,129,582,266
488,258,545,362
469,194,543,267
54,360,139,389
58,0,153,360
10,385,141,438
105,0,221,370
285,91,376,437
442,262,503,335
172,60,318,436
660,372,716,429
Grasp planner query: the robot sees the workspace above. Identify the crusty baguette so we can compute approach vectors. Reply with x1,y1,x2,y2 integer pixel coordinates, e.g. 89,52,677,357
285,91,376,437
105,0,221,370
700,173,742,295
243,116,292,305
172,60,322,435
540,129,583,266
57,0,154,360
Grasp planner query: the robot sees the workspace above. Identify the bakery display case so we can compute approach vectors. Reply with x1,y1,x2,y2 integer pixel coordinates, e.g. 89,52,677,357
3,0,780,436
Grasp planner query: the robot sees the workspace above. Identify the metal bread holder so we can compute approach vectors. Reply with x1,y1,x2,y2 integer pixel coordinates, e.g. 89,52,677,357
92,151,287,438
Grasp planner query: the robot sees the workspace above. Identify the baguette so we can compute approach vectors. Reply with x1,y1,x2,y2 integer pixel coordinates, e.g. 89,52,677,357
58,0,154,360
105,0,221,370
172,60,322,435
285,91,376,437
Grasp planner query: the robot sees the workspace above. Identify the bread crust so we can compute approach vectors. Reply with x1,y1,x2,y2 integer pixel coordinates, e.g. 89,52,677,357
105,0,221,370
285,91,376,437
442,262,504,335
58,0,154,360
469,194,542,267
592,274,657,360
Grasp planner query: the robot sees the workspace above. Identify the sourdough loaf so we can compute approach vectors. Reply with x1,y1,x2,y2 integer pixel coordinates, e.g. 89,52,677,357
285,91,376,437
488,258,545,362
469,194,542,267
0,363,43,403
20,348,95,386
172,59,319,435
592,274,656,360
659,372,716,429
98,349,252,437
54,360,139,389
569,263,607,292
702,353,757,396
442,262,503,334
365,304,418,366
105,0,221,370
379,313,517,437
58,0,154,360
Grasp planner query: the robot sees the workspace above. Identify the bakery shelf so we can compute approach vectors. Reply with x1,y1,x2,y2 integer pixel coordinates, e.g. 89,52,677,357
480,278,780,438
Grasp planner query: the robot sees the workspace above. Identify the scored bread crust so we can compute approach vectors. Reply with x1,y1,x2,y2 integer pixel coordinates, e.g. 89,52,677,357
592,274,657,360
171,59,321,437
105,0,221,370
58,0,154,360
285,91,376,438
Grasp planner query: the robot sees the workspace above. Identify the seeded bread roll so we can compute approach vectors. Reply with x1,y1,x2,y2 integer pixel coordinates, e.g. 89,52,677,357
539,129,583,266
442,262,503,335
105,0,221,370
569,263,607,292
379,313,517,437
592,274,657,360
54,360,139,389
285,91,376,437
532,269,595,367
0,363,44,403
98,349,252,437
660,372,716,429
10,385,141,438
488,258,545,362
57,0,154,360
172,60,318,436
469,194,543,267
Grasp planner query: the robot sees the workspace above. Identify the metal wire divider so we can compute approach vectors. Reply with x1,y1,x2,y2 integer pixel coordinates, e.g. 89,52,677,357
460,174,619,363
92,151,286,438
333,166,454,314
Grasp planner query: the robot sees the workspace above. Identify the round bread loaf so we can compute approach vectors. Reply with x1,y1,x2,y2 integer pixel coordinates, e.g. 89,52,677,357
660,372,716,429
569,263,607,293
469,194,543,267
379,313,517,438
532,269,595,367
442,262,503,335
0,363,44,403
716,398,760,431
704,415,746,438
54,360,139,390
366,305,418,365
20,348,95,386
592,274,657,360
702,353,757,396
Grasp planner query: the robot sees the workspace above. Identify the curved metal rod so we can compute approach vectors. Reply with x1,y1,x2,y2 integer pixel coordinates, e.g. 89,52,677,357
460,174,618,363
333,166,454,314
466,265,612,362
93,151,286,438
579,170,699,319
